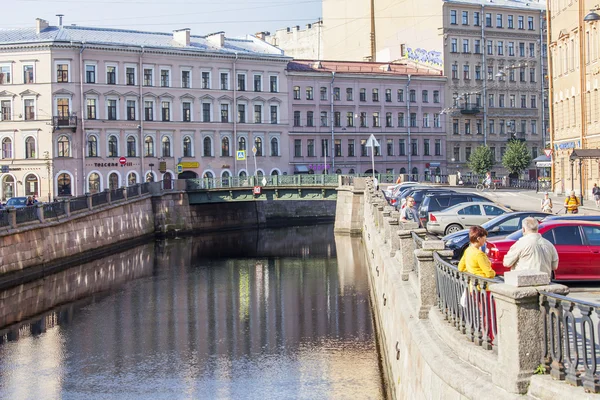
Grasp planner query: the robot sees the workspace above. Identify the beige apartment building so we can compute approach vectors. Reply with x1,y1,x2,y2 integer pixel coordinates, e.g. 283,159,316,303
548,0,600,197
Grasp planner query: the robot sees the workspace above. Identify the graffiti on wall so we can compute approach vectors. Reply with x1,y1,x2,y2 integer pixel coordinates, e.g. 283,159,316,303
404,47,443,67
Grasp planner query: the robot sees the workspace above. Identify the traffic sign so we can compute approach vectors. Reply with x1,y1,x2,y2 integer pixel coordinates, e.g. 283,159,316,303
544,149,553,158
252,146,257,155
253,186,261,195
0,165,8,173
119,156,127,166
177,164,183,174
365,134,380,148
236,150,246,160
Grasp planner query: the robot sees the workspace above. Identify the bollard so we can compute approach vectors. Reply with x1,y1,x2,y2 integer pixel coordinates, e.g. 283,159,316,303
8,207,16,229
105,188,112,204
36,203,44,223
64,199,71,217
86,193,93,210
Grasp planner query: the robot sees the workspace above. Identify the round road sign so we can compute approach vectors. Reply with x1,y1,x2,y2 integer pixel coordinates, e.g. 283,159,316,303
119,156,127,166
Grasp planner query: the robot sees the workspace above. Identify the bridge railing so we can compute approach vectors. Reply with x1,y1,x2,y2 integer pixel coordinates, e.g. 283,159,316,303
186,174,340,190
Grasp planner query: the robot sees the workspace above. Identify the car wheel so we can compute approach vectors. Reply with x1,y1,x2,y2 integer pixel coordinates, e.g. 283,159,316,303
445,224,463,235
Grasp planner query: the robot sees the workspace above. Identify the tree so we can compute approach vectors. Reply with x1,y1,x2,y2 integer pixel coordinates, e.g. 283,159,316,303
502,140,532,177
467,145,495,175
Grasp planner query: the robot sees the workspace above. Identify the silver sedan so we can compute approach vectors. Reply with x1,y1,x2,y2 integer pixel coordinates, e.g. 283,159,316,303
426,202,512,236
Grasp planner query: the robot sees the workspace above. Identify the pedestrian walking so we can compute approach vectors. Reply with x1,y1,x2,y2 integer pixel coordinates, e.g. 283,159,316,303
564,191,580,214
457,170,463,185
540,192,553,213
593,183,600,207
400,196,422,227
502,217,558,278
396,175,402,184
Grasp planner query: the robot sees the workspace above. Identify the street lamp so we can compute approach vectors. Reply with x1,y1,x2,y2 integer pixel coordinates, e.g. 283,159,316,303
148,163,154,182
584,6,600,21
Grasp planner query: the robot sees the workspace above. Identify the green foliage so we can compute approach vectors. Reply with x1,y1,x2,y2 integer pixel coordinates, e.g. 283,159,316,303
534,364,546,375
502,140,532,176
467,145,495,175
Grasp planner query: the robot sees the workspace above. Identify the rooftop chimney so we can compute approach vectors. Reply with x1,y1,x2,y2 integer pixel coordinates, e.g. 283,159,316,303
56,14,64,27
36,18,49,34
173,28,190,47
206,32,225,48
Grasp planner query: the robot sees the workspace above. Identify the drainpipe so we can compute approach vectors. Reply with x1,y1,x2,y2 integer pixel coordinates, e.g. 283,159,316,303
482,4,487,145
79,43,86,196
139,46,145,182
539,11,545,149
407,74,412,176
233,52,238,176
330,71,335,172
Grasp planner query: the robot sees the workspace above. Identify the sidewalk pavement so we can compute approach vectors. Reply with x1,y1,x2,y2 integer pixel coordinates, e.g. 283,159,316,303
521,191,600,215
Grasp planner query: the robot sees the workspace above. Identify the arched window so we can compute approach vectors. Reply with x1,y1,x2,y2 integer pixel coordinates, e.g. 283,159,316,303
348,168,355,174
57,135,70,157
128,172,137,186
255,137,263,156
335,169,342,174
108,135,118,157
238,137,246,151
145,136,154,157
88,135,98,157
163,172,173,189
161,136,171,157
2,175,14,200
411,167,419,181
57,173,72,196
203,171,214,179
2,138,12,159
127,136,136,157
25,137,36,159
24,174,38,196
183,136,193,157
108,172,119,190
221,137,230,157
146,172,154,182
271,169,279,176
221,170,230,186
239,170,247,178
270,137,279,156
257,170,264,178
400,167,406,174
88,172,101,193
203,137,212,156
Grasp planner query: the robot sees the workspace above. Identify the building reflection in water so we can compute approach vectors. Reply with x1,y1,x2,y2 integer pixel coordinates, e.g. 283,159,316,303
0,225,385,399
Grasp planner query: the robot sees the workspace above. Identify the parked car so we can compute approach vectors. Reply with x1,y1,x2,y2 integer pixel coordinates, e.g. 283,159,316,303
443,211,550,260
383,182,419,198
427,202,512,236
396,188,455,211
418,192,493,227
387,185,431,208
5,197,28,209
486,220,600,281
543,215,600,222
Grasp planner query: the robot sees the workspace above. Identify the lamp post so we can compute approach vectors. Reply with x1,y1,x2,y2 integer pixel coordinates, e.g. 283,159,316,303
148,163,154,182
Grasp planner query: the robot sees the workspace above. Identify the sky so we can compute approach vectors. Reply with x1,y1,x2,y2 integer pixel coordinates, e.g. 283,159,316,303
1,0,323,38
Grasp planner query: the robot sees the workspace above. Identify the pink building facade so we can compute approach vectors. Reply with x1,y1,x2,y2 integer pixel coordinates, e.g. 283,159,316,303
286,61,448,179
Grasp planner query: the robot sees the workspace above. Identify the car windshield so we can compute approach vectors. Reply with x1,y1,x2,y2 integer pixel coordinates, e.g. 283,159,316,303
7,198,25,205
481,214,509,229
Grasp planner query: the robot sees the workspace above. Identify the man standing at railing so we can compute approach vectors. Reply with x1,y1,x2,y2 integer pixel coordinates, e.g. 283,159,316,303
502,217,558,277
400,196,422,228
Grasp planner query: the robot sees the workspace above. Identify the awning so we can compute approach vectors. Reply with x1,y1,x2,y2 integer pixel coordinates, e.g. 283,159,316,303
570,149,600,160
532,154,551,163
294,165,310,173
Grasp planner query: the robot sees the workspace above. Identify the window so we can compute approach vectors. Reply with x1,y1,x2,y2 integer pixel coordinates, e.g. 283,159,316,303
220,104,229,123
346,88,353,101
360,112,367,127
528,16,534,30
254,104,262,123
386,112,392,127
521,95,527,108
293,86,300,100
508,15,514,28
435,139,441,156
107,99,117,120
518,16,524,29
270,137,279,156
488,94,494,107
306,86,314,100
220,72,229,90
0,100,10,121
255,137,263,156
530,68,536,82
183,136,193,157
307,139,315,157
458,205,482,216
253,74,261,92
127,172,137,186
408,90,415,102
385,89,392,102
182,70,191,88
529,43,535,58
386,139,394,156
410,113,417,127
108,135,118,157
143,101,153,121
346,112,353,127
320,111,328,127
334,87,340,101
238,137,246,151
552,226,583,245
57,173,72,196
499,94,505,107
487,40,493,55
462,11,469,25
531,146,538,158
465,146,471,161
269,76,278,92
202,72,210,89
23,65,34,84
399,139,406,156
85,64,96,83
359,88,366,102
361,139,367,156
348,139,355,157
127,136,136,157
509,94,515,107
485,13,492,27
107,66,116,85
434,113,440,128
372,88,379,102
464,64,470,79
307,111,314,127
144,68,153,86
334,139,342,157
453,119,459,134
474,40,481,54
397,89,404,102
433,90,440,103
126,67,136,85
475,65,482,80
422,90,429,103
294,139,302,157
530,95,537,108
321,87,328,101
499,119,505,134
474,12,480,26
497,41,504,55
183,102,191,122
372,112,380,127
334,111,341,127
161,101,170,121
398,113,405,127
423,113,430,128
583,226,600,246
519,42,525,57
198,103,209,122
270,105,278,124
451,64,458,79
450,10,457,25
127,100,136,121
496,14,503,28
24,99,35,120
88,136,98,157
145,136,154,157
508,42,514,56
237,74,246,91
489,119,495,134
57,135,70,157
453,147,460,162
411,139,418,156
236,104,245,124
56,64,68,82
221,137,229,157
531,120,537,134
203,137,212,156
463,39,470,53
88,173,101,194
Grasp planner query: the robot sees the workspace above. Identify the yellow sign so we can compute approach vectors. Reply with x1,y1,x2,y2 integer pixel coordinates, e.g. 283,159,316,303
236,150,246,161
180,162,199,168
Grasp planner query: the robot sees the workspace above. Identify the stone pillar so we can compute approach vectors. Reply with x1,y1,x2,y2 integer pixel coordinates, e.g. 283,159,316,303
86,193,93,210
64,199,71,217
8,207,16,229
490,271,569,394
137,184,142,197
376,204,385,232
105,188,112,204
36,203,44,223
414,244,450,319
397,223,423,280
122,186,128,201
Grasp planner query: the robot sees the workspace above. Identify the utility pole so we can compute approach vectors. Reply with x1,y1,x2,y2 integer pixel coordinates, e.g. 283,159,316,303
370,0,376,61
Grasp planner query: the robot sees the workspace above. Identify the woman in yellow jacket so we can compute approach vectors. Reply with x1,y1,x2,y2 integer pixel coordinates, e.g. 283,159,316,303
458,226,496,278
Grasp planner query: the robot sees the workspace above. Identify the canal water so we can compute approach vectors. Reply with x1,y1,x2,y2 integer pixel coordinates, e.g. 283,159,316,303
0,225,385,399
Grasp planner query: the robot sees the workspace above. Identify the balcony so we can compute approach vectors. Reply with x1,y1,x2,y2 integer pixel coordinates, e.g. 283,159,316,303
459,103,481,115
53,114,78,132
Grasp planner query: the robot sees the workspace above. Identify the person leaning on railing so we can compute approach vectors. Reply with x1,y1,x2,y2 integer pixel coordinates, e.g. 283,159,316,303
458,226,496,279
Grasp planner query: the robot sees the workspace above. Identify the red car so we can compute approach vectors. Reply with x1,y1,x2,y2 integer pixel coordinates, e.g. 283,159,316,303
486,220,600,281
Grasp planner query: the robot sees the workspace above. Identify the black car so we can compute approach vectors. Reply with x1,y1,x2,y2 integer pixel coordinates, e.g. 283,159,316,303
418,192,491,227
442,211,550,259
398,188,456,211
387,185,431,208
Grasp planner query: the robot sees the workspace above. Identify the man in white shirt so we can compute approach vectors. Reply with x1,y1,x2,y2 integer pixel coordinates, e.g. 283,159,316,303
400,196,422,228
502,217,559,277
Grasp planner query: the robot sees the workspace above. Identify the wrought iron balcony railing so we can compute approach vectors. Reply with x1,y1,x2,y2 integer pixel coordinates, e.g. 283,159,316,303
53,114,78,130
459,103,481,115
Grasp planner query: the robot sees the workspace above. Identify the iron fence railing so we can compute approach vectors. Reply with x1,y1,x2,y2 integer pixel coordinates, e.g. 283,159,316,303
140,182,151,194
127,185,140,198
434,251,501,351
15,206,38,225
70,196,89,213
0,209,10,228
91,192,108,207
111,188,125,202
540,292,600,393
340,175,354,186
43,201,66,220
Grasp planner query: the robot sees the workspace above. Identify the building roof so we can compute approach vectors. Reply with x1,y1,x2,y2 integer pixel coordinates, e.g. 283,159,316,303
287,60,444,77
443,0,545,11
0,23,285,57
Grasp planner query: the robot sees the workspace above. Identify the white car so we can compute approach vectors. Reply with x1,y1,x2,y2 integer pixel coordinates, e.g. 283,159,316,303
383,182,420,198
426,202,512,236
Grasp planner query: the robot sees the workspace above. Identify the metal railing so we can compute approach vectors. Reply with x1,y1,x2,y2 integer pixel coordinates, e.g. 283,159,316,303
434,252,501,351
186,174,341,190
15,206,38,225
0,209,9,227
540,292,600,392
111,188,125,202
43,201,66,220
127,185,140,198
91,192,108,207
69,196,89,213
140,182,151,194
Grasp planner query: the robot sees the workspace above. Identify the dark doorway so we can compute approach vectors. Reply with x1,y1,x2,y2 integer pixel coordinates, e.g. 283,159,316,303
178,171,198,179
